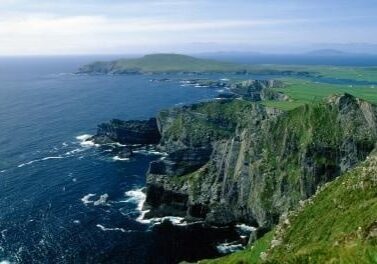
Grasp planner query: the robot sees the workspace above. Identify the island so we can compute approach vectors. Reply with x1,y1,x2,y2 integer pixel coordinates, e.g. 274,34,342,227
77,53,313,77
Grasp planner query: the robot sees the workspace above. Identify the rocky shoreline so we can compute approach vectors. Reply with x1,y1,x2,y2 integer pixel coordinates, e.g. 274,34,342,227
88,79,377,261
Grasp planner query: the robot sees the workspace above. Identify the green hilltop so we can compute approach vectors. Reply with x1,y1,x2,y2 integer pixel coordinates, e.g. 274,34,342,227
78,53,377,84
78,53,248,74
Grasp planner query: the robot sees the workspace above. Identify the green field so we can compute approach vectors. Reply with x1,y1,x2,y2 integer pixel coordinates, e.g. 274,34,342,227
263,78,377,111
246,64,377,83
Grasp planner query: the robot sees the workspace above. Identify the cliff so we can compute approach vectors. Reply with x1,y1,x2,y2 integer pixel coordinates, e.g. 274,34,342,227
90,118,161,145
200,150,377,263
144,93,377,231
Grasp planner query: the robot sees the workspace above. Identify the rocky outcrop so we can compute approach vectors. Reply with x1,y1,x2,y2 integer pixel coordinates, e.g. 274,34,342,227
229,80,285,101
144,93,377,230
90,118,161,145
260,88,289,101
179,78,286,101
226,79,287,101
149,148,213,176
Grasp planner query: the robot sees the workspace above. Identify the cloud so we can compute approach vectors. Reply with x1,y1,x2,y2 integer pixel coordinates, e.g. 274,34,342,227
0,0,376,55
0,13,308,54
0,14,299,36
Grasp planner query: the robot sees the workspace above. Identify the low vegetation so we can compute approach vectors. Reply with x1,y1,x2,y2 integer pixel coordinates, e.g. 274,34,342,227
263,79,377,111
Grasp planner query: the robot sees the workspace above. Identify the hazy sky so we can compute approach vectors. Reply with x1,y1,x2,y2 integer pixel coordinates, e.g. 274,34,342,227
0,0,376,55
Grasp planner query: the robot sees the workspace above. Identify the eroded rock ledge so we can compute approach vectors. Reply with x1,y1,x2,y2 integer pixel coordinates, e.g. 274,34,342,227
89,118,161,145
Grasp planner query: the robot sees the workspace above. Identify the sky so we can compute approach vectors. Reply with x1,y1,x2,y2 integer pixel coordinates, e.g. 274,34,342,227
0,0,377,55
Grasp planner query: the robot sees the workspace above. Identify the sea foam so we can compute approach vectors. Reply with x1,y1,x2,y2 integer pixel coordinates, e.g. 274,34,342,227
81,193,110,206
96,224,130,233
76,134,99,147
81,193,96,205
125,188,150,223
216,242,244,254
17,156,64,168
124,188,190,225
112,156,130,161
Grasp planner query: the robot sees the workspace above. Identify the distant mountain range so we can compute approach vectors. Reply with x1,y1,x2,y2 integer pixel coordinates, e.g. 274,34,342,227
305,49,347,56
197,49,377,57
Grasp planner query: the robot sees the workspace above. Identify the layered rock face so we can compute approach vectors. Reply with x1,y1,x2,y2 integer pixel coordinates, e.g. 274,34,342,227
90,118,161,145
144,94,377,230
229,80,286,101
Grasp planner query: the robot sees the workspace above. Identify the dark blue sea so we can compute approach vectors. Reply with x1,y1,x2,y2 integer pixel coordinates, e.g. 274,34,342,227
0,56,238,264
0,56,374,264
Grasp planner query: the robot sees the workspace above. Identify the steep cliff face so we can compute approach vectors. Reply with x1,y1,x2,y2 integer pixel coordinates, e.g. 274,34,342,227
91,118,161,145
200,151,377,264
144,94,377,230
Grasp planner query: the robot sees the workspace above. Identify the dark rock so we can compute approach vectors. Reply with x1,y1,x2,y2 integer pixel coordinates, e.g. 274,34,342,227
148,148,212,176
229,80,285,101
217,93,239,99
144,185,188,218
92,118,161,145
118,147,133,159
205,204,236,226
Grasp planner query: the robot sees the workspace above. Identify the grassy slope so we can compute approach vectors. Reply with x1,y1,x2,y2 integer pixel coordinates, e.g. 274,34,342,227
246,64,377,83
200,152,377,264
263,79,377,111
159,99,255,144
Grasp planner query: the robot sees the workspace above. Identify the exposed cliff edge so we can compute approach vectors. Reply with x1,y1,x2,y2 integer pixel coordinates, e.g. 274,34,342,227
144,93,377,232
87,118,161,158
90,118,161,145
200,151,377,263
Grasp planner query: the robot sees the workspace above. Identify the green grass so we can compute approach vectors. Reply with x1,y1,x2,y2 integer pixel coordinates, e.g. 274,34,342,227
262,100,306,111
262,79,377,111
245,64,377,83
199,231,274,264
265,153,377,264
159,99,255,145
309,65,377,82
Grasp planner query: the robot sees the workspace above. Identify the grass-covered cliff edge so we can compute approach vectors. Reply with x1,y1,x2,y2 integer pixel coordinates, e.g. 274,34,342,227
200,151,377,263
89,78,377,263
142,92,377,263
145,93,377,227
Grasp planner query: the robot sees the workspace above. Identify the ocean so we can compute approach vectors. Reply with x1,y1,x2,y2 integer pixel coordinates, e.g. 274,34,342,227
0,56,233,264
0,56,374,264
